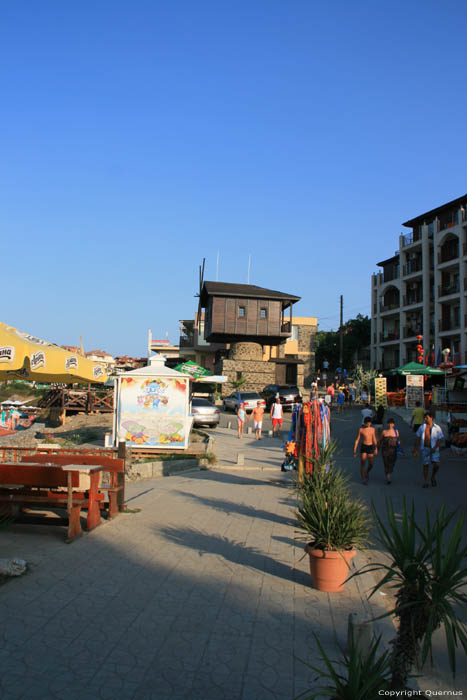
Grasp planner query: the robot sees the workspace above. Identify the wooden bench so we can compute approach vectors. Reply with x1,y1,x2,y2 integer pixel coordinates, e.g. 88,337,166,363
0,454,125,541
19,453,125,519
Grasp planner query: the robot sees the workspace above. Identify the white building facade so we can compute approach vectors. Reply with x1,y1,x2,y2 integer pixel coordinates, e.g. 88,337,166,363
371,194,467,370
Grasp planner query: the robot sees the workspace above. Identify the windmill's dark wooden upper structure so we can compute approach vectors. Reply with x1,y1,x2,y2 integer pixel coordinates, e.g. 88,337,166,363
199,282,301,345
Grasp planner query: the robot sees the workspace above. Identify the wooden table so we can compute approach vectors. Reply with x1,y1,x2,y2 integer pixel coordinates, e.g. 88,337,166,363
0,462,109,541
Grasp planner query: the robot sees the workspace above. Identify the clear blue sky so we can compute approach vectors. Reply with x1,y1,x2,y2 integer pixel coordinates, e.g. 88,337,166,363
1,1,466,356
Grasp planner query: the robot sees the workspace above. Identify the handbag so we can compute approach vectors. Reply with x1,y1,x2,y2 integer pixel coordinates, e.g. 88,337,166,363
394,427,403,457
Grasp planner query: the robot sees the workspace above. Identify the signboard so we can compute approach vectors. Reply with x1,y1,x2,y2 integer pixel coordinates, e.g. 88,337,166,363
374,377,387,408
116,375,190,449
406,375,424,408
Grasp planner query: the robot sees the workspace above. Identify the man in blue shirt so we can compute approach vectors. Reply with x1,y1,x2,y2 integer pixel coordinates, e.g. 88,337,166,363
412,412,444,488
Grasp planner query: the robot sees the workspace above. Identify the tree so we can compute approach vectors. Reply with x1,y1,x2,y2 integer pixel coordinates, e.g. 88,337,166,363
315,314,370,373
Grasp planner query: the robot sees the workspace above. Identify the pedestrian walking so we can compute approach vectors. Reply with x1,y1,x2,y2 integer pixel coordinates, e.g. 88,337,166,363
343,386,349,406
360,402,374,425
412,412,444,488
236,403,249,439
252,401,264,440
373,404,385,438
379,418,400,484
336,389,345,413
326,384,335,404
270,396,283,438
410,401,425,433
353,416,378,484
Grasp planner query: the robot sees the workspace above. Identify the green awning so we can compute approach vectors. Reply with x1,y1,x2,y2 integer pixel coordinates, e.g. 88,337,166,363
387,362,444,376
174,361,213,379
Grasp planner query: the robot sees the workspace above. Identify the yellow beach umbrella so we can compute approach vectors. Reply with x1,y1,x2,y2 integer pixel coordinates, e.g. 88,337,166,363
0,321,108,384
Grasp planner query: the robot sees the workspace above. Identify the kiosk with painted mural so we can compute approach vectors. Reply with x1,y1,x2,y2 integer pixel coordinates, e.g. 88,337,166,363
113,356,192,449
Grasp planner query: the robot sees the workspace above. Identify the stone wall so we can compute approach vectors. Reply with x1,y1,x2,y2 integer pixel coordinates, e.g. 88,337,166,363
230,342,263,361
217,337,317,395
219,357,276,396
297,324,317,386
218,342,274,395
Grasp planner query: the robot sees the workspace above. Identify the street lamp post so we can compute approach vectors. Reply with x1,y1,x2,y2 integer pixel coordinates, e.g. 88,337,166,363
440,348,454,402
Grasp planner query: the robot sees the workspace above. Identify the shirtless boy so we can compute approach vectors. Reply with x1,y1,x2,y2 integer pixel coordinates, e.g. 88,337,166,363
353,416,378,484
252,401,265,440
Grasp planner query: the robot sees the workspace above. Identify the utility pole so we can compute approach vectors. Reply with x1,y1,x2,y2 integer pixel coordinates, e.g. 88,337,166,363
339,295,344,371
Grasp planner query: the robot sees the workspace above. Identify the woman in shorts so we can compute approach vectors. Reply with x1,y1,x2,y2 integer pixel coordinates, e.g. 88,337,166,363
252,401,264,440
236,403,248,439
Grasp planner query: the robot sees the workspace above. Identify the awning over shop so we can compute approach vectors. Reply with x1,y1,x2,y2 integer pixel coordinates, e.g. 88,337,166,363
387,362,444,376
173,360,213,379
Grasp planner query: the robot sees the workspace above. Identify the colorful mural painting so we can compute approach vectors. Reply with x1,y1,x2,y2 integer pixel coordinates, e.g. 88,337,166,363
116,375,190,448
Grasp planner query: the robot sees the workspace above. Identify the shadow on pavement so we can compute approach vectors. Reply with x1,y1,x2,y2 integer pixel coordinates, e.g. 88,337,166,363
158,525,311,588
173,490,297,528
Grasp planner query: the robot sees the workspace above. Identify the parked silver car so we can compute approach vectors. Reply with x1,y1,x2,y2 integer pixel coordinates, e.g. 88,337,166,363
222,391,266,414
191,397,220,428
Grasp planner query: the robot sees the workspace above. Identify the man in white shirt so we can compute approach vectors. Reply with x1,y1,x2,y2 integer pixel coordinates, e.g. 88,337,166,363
360,403,374,426
412,412,444,488
270,397,283,438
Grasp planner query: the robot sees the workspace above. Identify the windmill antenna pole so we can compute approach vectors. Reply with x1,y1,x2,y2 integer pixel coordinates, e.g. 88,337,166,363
247,254,251,284
216,251,219,281
197,258,206,332
339,295,344,371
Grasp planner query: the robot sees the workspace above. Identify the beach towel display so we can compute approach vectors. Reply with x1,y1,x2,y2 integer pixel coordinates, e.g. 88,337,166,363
287,399,331,475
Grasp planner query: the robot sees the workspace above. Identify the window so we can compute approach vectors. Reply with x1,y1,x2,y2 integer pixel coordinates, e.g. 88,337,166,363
260,307,267,319
238,306,246,318
236,371,243,381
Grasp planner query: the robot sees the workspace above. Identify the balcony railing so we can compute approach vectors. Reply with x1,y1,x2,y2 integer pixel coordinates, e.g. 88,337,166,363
379,332,400,342
438,214,458,231
380,301,400,313
438,246,459,264
439,319,459,332
281,322,291,334
403,327,423,338
403,259,422,276
403,294,423,306
438,281,460,297
401,233,413,247
179,335,194,348
383,267,400,283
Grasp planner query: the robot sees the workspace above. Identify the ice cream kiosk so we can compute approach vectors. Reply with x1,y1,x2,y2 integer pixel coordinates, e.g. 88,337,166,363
113,355,192,450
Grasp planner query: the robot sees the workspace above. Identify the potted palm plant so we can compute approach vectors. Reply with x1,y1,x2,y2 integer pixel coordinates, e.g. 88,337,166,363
295,631,392,700
296,444,370,592
354,499,467,690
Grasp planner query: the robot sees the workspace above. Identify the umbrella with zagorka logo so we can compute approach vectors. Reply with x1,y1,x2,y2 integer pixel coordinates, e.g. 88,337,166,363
0,321,108,384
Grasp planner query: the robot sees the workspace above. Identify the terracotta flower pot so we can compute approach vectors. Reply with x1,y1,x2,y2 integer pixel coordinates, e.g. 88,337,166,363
304,544,356,592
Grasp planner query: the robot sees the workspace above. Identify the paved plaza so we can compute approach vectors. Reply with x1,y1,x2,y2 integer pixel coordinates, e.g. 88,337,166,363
0,407,465,698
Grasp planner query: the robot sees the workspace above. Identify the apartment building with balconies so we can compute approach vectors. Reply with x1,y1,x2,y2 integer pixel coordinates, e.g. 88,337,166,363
371,194,467,369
